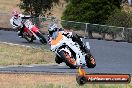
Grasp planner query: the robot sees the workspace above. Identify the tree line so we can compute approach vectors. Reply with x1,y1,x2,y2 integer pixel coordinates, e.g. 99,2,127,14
19,0,132,42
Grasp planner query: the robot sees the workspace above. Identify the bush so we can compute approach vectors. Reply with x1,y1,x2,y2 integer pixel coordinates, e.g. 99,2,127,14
62,0,121,24
106,9,132,27
106,9,132,41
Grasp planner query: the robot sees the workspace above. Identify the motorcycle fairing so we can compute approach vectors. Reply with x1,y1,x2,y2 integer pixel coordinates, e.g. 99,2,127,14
50,32,86,66
51,32,63,45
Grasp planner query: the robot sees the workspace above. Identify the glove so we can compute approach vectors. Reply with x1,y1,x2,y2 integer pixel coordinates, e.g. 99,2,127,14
66,32,73,38
59,28,64,31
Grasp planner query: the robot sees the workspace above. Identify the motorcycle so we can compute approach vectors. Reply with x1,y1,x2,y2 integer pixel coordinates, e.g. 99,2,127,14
18,18,47,44
49,30,96,69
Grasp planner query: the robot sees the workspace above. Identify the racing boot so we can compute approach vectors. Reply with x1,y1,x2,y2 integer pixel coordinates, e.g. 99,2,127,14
18,26,24,38
18,31,23,38
82,44,90,53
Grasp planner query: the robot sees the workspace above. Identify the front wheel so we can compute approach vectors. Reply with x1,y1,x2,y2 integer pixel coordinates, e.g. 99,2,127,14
36,32,47,44
85,52,96,68
55,54,63,64
59,50,77,69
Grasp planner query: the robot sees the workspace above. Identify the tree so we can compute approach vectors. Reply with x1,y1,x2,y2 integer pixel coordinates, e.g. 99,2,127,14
19,0,59,17
61,0,122,38
62,0,121,24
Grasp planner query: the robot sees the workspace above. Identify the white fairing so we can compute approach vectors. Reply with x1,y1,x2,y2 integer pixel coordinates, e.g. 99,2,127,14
24,20,33,30
24,19,40,40
50,32,86,66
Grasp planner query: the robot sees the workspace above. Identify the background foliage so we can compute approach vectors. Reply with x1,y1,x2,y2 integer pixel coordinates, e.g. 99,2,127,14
61,0,121,24
19,0,59,17
106,9,132,28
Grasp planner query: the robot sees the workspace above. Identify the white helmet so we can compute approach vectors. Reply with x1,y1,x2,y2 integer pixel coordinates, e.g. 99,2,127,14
12,10,19,18
48,23,58,32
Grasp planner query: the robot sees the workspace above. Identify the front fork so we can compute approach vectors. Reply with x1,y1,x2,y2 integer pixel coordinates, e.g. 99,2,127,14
29,30,40,40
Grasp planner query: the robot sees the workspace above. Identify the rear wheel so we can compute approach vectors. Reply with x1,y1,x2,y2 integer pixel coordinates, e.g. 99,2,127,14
60,50,77,69
23,33,34,43
85,52,96,68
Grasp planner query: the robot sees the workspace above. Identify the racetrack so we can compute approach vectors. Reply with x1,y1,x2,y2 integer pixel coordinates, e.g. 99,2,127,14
0,30,132,74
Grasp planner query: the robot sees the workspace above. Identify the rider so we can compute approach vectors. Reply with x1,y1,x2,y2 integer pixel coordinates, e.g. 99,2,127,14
48,23,90,53
10,10,31,37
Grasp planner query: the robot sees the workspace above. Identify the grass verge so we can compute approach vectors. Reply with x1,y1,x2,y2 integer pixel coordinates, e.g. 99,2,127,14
0,74,131,88
0,43,55,66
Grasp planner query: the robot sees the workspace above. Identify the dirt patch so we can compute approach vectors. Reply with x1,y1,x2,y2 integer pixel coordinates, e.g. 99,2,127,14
0,74,76,88
0,0,20,29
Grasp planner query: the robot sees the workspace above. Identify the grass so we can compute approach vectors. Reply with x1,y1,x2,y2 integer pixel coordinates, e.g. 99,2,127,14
0,0,21,28
0,0,20,13
0,43,55,65
0,74,131,88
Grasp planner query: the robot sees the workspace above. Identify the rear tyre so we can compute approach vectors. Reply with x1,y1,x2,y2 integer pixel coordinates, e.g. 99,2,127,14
59,50,77,69
85,52,96,68
23,33,34,43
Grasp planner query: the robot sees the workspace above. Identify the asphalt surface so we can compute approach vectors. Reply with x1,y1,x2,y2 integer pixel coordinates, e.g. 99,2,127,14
0,30,49,49
0,30,132,74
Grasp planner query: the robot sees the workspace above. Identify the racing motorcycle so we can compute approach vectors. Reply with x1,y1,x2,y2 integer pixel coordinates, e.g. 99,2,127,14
49,28,96,69
18,18,47,44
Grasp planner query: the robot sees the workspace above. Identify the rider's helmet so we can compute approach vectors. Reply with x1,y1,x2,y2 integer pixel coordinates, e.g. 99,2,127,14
12,10,19,19
48,23,58,35
48,23,58,31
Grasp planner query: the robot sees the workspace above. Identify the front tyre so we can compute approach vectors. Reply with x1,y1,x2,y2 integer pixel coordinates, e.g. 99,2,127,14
59,50,77,69
55,54,63,64
36,32,47,44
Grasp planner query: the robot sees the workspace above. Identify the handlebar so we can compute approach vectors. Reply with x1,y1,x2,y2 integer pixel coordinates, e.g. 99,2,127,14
22,16,33,19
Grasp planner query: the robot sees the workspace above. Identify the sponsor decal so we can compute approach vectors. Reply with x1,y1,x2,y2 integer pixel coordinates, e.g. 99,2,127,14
76,66,131,85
